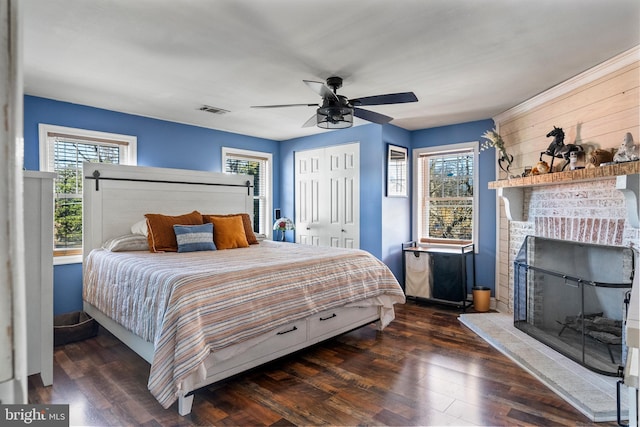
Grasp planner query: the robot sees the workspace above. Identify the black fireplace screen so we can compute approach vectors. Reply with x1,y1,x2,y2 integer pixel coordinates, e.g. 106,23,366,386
514,236,634,376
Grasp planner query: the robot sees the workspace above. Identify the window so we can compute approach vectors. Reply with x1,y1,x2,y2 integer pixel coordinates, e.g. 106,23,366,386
413,142,478,245
222,147,272,238
39,124,137,263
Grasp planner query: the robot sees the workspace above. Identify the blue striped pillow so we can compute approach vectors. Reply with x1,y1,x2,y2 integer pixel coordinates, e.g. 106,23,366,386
173,223,216,253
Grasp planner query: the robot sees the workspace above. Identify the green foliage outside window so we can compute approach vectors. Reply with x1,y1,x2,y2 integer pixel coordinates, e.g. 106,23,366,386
423,152,474,241
54,168,83,249
53,140,120,251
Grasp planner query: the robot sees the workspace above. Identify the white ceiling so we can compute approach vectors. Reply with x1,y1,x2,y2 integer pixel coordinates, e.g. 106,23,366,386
22,0,640,141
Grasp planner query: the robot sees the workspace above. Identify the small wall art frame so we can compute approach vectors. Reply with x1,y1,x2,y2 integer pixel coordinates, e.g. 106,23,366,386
386,144,408,197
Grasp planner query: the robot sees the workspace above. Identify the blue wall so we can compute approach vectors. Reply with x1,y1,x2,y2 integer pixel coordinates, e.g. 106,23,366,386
381,125,412,283
24,96,281,314
24,96,280,175
53,264,83,315
411,119,497,294
24,95,498,313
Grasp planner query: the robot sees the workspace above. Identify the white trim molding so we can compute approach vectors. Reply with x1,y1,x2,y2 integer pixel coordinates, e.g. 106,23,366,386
411,141,480,249
38,123,138,171
495,45,640,124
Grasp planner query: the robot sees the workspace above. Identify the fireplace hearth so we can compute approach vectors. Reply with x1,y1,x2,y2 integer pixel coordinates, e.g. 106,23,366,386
514,236,634,376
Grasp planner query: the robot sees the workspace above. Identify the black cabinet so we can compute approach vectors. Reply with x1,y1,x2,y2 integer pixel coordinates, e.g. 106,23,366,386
402,241,475,310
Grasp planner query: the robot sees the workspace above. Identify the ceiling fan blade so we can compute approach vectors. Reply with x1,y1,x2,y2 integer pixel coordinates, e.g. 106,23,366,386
302,113,317,128
350,92,418,106
251,103,318,109
303,80,339,102
354,107,393,125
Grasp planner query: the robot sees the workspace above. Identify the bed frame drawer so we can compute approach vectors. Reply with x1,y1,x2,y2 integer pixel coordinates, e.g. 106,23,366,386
201,320,307,381
308,305,379,341
268,322,308,351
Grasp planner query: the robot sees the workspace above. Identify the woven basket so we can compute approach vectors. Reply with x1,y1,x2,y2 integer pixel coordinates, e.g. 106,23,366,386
54,311,98,346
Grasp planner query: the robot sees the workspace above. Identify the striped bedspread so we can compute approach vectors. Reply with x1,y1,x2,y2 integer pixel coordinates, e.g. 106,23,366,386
83,240,405,408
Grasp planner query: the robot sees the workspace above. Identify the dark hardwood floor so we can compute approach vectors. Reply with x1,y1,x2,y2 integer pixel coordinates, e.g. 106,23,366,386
29,301,617,426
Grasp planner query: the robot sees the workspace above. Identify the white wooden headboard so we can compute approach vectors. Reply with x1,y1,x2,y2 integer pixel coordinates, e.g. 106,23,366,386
82,163,254,259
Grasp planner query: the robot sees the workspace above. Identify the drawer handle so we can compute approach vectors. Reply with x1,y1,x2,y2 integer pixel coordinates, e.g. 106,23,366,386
276,325,298,335
319,313,337,321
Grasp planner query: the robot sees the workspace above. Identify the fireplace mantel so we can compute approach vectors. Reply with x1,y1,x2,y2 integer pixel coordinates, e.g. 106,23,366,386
489,161,640,226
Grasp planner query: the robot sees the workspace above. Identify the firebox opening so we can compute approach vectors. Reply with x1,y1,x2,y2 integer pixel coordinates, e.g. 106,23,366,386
514,236,634,376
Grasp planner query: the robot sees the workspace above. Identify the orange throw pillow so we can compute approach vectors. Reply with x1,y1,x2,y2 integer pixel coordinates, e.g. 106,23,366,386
144,210,203,252
203,213,258,245
206,215,250,249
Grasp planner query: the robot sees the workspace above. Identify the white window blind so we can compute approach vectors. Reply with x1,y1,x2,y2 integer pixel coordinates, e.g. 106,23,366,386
416,146,476,244
222,148,272,236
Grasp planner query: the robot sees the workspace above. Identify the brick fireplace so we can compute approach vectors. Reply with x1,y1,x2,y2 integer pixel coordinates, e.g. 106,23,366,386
488,47,640,316
485,47,639,421
500,176,640,314
490,171,640,420
512,234,633,375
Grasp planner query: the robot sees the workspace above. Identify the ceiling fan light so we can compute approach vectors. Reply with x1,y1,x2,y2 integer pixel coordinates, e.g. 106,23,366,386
316,107,353,129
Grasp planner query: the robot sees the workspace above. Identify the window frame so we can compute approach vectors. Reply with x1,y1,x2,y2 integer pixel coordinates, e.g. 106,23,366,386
412,141,479,248
221,146,273,239
39,124,137,265
386,144,408,197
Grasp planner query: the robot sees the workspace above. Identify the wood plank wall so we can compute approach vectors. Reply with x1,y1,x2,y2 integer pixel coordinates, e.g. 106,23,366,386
492,47,639,312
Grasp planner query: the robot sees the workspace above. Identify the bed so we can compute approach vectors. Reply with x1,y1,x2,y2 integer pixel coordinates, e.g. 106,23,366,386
81,163,405,415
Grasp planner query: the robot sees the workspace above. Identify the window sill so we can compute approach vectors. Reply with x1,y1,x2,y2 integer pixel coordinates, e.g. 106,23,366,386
53,254,82,266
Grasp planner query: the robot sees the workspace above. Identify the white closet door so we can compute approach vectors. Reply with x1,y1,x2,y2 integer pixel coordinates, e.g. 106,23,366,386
295,143,359,248
295,147,323,246
324,143,359,248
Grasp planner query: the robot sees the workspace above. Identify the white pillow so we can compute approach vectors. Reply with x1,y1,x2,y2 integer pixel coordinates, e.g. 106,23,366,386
131,219,148,236
102,234,149,252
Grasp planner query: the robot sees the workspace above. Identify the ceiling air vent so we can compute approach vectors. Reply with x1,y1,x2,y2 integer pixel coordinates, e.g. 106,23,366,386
198,105,229,115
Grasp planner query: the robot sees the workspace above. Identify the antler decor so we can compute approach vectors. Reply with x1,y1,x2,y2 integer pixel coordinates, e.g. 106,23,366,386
480,128,513,174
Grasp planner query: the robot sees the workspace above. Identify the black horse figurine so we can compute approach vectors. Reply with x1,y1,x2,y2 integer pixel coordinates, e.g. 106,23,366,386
540,126,583,171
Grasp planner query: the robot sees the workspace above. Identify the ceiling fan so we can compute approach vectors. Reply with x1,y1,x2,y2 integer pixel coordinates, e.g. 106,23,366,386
251,76,418,129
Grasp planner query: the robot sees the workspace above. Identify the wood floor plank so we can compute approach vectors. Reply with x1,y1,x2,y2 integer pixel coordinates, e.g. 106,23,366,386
29,301,619,426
